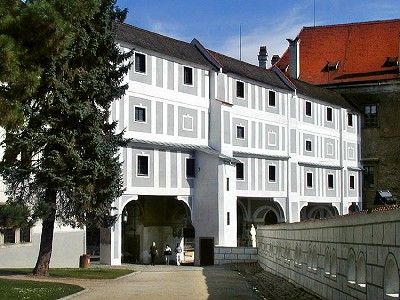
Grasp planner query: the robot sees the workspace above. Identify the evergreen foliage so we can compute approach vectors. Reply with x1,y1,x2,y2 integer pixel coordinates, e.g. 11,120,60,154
0,0,131,275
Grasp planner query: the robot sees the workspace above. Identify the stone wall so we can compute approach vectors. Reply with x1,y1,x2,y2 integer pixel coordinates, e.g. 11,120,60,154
214,246,258,264
256,207,400,300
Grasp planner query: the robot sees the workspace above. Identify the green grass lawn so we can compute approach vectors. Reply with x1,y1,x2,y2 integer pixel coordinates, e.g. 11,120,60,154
0,268,134,299
0,278,83,300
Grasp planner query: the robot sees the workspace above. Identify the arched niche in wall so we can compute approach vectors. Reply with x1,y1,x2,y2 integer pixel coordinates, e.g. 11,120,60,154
347,248,356,284
357,252,366,288
384,253,399,299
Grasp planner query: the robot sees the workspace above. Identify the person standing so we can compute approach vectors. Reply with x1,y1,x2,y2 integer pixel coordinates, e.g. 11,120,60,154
174,242,183,266
149,241,158,266
164,244,172,265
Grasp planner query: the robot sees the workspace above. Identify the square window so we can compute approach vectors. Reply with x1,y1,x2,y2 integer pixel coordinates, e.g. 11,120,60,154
183,66,193,85
349,175,355,189
364,105,377,127
305,101,312,116
363,166,374,188
306,172,313,188
20,227,31,243
236,81,244,98
186,158,195,178
328,174,334,189
348,113,353,127
134,52,146,73
137,155,149,176
269,165,276,182
236,162,244,180
4,228,15,244
327,107,333,122
236,125,245,139
134,106,146,122
269,90,276,107
305,140,312,152
183,114,193,131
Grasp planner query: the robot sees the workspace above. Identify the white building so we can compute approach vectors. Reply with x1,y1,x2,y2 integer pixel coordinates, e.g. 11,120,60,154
0,23,362,267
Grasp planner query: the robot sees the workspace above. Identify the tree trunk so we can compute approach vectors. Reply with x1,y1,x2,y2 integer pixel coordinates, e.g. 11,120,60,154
32,189,57,276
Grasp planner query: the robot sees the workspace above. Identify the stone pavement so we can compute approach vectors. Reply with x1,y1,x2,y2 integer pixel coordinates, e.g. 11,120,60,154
0,263,322,299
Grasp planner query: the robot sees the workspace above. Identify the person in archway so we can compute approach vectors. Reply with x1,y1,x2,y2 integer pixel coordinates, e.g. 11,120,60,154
164,244,172,265
250,224,257,247
149,241,158,266
174,242,183,266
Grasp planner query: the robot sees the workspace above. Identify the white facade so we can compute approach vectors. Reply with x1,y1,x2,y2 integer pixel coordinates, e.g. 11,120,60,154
100,24,362,266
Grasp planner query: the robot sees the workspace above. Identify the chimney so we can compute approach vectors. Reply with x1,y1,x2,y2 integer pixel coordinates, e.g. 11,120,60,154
287,37,300,79
271,55,280,66
258,46,268,68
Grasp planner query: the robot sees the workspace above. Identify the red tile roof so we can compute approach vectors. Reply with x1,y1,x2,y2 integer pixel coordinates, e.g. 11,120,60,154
275,19,400,85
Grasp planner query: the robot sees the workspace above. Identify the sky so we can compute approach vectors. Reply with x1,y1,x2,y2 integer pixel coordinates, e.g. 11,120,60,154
116,0,400,66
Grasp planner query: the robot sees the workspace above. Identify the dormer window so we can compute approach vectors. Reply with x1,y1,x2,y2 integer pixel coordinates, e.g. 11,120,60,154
383,57,399,67
323,61,339,72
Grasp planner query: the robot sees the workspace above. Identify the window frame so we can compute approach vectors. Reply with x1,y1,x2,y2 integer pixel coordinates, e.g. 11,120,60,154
327,142,334,156
327,174,334,190
3,228,15,244
186,157,196,178
134,52,146,74
305,101,312,117
326,107,333,122
236,125,245,140
137,154,149,177
183,66,193,86
348,113,354,127
134,105,147,123
236,162,244,180
268,90,276,107
364,104,377,128
268,164,276,182
236,81,245,98
305,140,312,152
349,175,355,190
306,172,313,188
363,166,374,188
20,227,31,243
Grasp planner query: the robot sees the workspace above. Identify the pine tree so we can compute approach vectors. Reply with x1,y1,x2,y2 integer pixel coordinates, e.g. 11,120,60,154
0,0,131,276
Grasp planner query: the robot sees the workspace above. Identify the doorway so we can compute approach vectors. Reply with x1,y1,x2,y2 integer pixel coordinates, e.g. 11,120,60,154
199,237,214,266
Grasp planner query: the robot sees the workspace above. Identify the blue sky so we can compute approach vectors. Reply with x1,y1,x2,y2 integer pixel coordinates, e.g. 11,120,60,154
116,0,400,66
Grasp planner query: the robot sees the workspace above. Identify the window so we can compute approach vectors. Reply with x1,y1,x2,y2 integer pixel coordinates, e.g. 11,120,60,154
348,146,354,159
269,165,276,182
306,172,313,188
183,114,193,131
236,125,245,139
186,158,195,178
327,107,333,122
348,113,354,127
349,175,355,190
236,81,244,98
4,228,15,244
134,52,146,73
236,162,244,180
305,140,312,152
363,166,374,188
183,66,193,85
134,106,146,122
328,174,334,189
305,101,312,116
227,212,230,225
364,105,377,127
20,227,31,243
269,90,276,107
226,178,230,191
137,155,149,176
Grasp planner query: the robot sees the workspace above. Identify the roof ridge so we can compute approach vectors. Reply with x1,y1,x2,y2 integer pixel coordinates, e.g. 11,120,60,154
302,18,400,30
